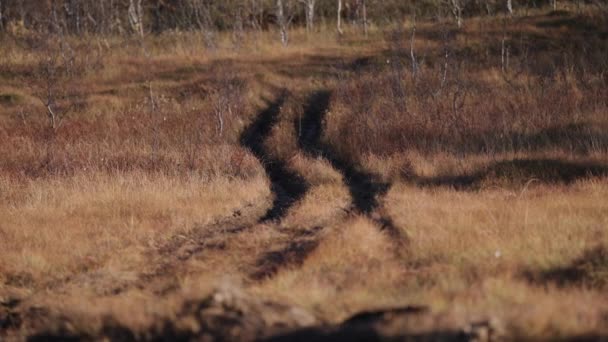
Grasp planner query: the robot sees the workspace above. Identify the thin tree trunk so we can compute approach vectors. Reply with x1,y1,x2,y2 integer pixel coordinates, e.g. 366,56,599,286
277,0,288,46
0,0,4,31
337,0,343,35
361,0,368,37
507,0,513,15
191,0,204,30
307,0,315,33
501,19,509,73
232,7,244,48
410,19,417,77
100,0,106,34
129,0,144,38
18,0,24,25
450,0,463,28
553,0,557,10
300,0,315,33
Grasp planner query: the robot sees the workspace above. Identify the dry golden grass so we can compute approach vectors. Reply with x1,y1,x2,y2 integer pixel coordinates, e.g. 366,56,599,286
252,179,608,338
252,216,404,318
2,7,608,341
385,179,608,338
0,171,270,290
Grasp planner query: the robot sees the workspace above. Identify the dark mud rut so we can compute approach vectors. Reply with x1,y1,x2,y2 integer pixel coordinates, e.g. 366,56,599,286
298,90,406,247
240,91,309,222
240,92,321,280
140,91,314,289
248,89,406,281
147,91,318,284
142,91,317,287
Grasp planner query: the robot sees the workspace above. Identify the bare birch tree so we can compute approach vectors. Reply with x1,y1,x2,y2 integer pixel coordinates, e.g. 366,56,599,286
450,0,463,28
0,0,4,31
410,17,418,78
337,0,343,35
299,0,316,33
361,0,368,37
41,56,59,129
276,0,296,46
189,0,216,49
128,0,144,38
35,32,80,130
277,0,288,46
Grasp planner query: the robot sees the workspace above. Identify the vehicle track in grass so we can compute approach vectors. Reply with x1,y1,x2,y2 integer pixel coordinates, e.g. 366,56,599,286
2,64,412,339
240,91,309,222
0,91,311,338
297,90,406,247
0,91,318,338
249,89,408,281
139,91,316,288
2,88,405,338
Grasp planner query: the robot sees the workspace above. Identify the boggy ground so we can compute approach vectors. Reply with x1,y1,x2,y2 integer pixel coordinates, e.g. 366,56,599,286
2,7,608,341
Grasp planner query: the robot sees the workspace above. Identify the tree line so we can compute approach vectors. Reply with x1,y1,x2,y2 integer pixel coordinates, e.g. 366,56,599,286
0,0,577,37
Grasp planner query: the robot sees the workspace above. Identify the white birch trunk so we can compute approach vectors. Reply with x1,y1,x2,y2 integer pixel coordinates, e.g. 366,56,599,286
337,0,343,35
277,0,288,46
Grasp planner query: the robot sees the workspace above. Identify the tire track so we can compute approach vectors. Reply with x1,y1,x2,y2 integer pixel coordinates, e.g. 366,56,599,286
298,90,406,246
137,218,251,295
250,226,324,280
239,92,325,280
143,91,313,287
1,93,316,334
240,91,309,222
23,92,311,299
250,89,407,281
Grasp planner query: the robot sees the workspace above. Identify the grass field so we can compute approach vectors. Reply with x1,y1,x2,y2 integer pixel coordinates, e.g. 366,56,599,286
1,5,608,341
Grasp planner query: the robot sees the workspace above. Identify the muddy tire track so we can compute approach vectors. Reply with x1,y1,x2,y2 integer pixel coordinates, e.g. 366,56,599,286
239,91,325,280
1,93,316,336
143,91,314,288
298,90,406,246
249,226,324,280
249,89,409,281
249,89,407,281
141,92,313,289
137,218,252,295
241,91,309,222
